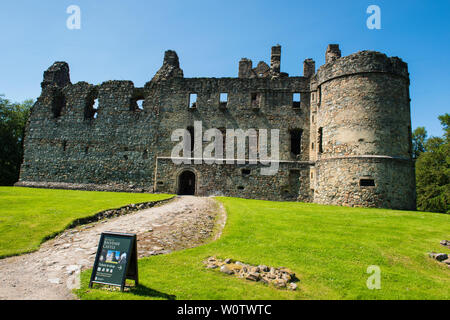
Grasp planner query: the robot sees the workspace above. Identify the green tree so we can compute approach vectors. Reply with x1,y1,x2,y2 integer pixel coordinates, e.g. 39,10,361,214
0,95,33,185
412,126,427,159
415,113,449,213
438,113,450,140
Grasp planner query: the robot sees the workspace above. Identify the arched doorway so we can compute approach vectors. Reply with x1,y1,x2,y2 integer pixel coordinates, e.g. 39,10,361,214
178,170,196,195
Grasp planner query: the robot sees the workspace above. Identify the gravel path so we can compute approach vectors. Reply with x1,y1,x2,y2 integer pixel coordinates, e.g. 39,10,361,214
0,196,225,300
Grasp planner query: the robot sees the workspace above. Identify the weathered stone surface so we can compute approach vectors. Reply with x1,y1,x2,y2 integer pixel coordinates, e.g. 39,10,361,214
435,253,449,262
220,265,233,275
19,44,415,210
289,282,298,291
203,257,298,290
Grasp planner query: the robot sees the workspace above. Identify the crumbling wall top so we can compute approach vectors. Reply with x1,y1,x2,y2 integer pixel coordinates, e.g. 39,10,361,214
41,61,71,89
325,44,341,64
151,50,184,82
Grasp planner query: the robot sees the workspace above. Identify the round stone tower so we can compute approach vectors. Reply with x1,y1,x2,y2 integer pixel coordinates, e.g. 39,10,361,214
313,46,416,210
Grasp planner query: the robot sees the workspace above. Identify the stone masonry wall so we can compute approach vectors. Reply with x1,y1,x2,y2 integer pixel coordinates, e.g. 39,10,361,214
19,45,416,209
312,49,415,209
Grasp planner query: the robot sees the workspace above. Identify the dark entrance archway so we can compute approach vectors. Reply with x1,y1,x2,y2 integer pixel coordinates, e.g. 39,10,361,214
178,170,196,195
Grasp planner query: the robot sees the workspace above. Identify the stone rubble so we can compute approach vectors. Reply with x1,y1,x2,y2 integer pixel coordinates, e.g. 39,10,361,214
428,240,450,268
204,257,298,290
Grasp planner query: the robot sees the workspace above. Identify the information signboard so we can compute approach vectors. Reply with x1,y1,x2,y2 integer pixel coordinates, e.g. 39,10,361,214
89,232,138,291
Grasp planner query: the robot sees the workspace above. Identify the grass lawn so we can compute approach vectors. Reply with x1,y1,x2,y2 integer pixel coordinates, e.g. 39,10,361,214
76,197,450,300
0,187,173,258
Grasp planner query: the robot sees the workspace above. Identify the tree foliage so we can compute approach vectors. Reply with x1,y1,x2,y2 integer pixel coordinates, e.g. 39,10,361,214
0,95,33,186
415,113,450,213
412,126,427,159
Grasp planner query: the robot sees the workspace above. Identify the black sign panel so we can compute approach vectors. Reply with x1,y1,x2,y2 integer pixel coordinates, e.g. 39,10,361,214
89,232,138,291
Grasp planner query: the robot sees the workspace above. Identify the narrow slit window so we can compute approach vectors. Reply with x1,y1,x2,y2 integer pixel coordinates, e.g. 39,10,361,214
292,93,301,109
93,99,99,118
360,178,375,187
189,93,197,109
318,127,323,153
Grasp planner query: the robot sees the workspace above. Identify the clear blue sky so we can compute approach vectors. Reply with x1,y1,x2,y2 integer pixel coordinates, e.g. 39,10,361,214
0,0,448,136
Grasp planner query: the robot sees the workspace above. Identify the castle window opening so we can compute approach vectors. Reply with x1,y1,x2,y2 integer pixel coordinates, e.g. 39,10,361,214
62,140,67,152
292,93,301,109
85,146,89,154
360,178,375,187
290,129,303,156
93,99,99,118
189,93,197,109
220,93,228,109
237,186,245,190
143,148,148,159
251,92,260,108
52,92,66,118
136,99,144,111
318,127,323,153
85,95,98,120
130,88,145,112
311,142,314,150
242,169,251,176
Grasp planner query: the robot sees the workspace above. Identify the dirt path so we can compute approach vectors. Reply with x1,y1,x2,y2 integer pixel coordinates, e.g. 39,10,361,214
0,196,226,300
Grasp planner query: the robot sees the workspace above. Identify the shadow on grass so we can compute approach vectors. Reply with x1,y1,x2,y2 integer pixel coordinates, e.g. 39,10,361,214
129,284,176,300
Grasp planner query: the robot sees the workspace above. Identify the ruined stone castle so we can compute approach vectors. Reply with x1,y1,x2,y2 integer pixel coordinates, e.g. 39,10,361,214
17,44,416,210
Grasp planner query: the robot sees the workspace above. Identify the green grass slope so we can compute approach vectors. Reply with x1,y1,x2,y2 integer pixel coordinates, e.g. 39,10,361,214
77,197,450,300
0,187,173,258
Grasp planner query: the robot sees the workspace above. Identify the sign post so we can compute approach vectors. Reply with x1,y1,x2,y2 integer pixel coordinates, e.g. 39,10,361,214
89,232,138,291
